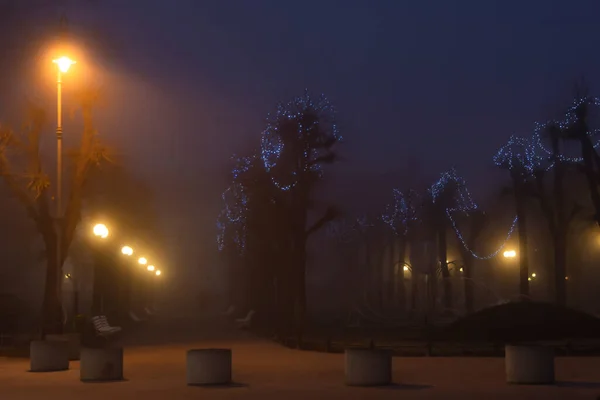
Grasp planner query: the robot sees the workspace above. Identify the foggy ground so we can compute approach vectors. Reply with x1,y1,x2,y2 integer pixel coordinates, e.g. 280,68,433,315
1,315,600,399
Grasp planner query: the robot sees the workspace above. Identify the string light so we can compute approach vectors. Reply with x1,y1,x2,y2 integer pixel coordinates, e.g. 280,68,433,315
260,89,341,191
381,189,420,235
532,96,600,163
493,135,543,178
327,215,373,243
447,210,518,260
218,90,341,254
429,168,518,260
429,168,478,213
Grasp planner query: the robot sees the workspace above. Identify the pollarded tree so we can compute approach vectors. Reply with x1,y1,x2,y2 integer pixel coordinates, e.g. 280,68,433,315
381,188,420,309
260,90,340,337
426,168,478,314
555,96,600,227
217,152,289,330
494,136,541,299
0,90,108,335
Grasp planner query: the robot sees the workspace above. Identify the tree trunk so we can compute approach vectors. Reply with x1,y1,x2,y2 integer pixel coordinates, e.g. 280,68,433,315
579,134,600,226
513,177,530,299
553,232,567,305
41,232,63,336
385,232,395,308
410,273,418,316
437,223,453,313
394,238,406,311
91,250,103,316
462,257,475,314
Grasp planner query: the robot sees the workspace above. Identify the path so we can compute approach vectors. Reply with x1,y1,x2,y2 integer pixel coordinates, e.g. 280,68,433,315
1,316,600,399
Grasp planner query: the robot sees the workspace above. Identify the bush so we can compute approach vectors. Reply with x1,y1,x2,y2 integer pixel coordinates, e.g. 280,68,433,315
437,301,600,343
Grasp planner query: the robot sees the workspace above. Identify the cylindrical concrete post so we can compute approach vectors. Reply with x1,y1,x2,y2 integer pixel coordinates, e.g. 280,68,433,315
505,345,555,384
80,347,124,382
46,333,81,361
186,349,232,386
345,348,392,386
29,340,70,372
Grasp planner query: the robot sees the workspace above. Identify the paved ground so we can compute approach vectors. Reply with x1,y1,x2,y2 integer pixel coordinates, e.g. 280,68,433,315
1,317,600,399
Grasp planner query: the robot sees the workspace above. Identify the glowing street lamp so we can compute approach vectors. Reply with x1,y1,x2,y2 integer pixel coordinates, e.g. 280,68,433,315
403,265,409,272
155,270,161,276
121,246,133,256
503,250,517,258
147,265,155,272
138,257,147,265
52,56,76,280
93,223,109,239
53,56,76,73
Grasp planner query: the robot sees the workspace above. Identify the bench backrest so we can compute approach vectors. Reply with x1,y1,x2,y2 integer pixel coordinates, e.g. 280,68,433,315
91,316,111,331
244,310,255,321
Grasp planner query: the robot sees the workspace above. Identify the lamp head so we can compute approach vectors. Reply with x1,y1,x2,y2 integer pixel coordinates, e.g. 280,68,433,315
53,56,76,73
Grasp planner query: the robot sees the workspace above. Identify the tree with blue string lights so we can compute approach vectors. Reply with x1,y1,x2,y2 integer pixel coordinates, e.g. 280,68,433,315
538,94,600,227
493,136,539,299
426,168,478,314
261,90,340,338
217,151,291,327
381,189,420,310
218,90,340,338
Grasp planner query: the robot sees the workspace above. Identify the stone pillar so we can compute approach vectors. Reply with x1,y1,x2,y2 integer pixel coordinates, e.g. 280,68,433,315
29,340,69,372
345,348,392,386
186,349,232,386
505,345,554,384
80,347,124,382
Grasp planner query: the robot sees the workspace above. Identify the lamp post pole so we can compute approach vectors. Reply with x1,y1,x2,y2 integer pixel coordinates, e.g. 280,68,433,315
56,69,63,301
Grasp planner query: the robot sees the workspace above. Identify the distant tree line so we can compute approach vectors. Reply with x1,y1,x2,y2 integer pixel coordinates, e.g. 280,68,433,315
218,89,600,332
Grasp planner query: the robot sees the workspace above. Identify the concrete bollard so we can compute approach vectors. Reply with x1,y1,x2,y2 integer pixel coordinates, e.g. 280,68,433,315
29,340,70,372
80,347,124,382
46,333,81,361
186,349,232,386
505,344,555,384
345,348,392,386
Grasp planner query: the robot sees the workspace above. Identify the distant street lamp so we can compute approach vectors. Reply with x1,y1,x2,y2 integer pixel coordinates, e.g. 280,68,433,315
121,246,133,256
503,249,517,258
147,265,155,272
155,270,161,276
93,223,109,239
138,257,147,265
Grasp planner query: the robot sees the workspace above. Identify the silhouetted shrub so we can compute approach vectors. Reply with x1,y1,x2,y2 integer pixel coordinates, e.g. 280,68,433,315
437,301,600,343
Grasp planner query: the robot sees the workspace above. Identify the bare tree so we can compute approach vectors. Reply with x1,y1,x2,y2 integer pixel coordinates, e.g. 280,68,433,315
0,90,108,335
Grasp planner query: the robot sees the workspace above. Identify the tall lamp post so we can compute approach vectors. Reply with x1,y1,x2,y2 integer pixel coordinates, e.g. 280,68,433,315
51,56,76,298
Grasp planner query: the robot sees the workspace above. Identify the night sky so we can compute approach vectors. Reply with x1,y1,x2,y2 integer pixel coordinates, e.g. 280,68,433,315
9,0,600,304
85,0,600,193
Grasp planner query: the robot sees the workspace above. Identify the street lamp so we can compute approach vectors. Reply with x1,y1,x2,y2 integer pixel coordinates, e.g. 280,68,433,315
147,265,155,272
138,257,147,265
93,223,109,239
52,56,76,294
503,250,517,258
121,246,133,256
155,270,161,276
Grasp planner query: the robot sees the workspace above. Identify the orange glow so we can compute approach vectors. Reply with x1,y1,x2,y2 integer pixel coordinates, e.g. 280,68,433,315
503,250,516,258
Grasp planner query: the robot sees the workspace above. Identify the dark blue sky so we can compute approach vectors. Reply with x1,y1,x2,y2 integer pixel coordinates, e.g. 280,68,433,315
81,0,600,199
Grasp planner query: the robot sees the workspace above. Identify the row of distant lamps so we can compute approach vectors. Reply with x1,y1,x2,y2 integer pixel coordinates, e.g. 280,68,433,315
398,249,543,281
92,223,162,277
